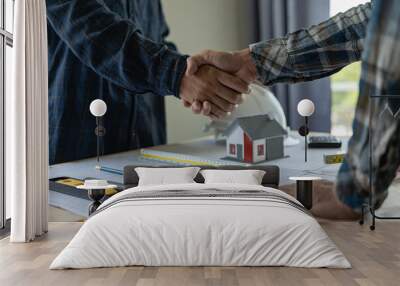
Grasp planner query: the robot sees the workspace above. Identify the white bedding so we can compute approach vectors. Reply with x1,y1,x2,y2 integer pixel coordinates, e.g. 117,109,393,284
50,183,350,269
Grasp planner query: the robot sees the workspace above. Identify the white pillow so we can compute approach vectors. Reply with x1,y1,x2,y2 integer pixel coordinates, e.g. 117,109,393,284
200,169,266,185
135,167,201,186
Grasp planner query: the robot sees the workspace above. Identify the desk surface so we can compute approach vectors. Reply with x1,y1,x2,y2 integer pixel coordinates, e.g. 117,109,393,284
50,134,347,186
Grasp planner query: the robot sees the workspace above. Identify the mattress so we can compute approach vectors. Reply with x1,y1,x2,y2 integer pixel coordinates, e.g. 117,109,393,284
50,183,351,269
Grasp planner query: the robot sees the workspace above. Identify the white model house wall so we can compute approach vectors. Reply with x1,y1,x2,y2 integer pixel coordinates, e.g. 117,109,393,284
226,127,243,159
252,138,266,163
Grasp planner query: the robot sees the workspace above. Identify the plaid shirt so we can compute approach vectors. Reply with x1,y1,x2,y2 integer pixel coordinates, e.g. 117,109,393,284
250,0,400,211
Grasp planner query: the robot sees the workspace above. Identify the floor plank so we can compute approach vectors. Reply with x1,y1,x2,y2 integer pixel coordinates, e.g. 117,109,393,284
0,221,399,286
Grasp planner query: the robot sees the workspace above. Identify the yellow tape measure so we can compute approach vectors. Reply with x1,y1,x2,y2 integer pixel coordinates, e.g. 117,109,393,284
56,178,83,187
56,177,118,196
324,153,345,164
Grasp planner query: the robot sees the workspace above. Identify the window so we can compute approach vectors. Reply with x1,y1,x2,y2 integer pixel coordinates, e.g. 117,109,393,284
229,144,236,155
257,144,264,156
1,0,14,230
329,0,369,136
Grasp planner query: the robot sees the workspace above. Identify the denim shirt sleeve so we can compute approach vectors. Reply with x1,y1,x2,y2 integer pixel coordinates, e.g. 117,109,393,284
46,0,187,97
249,2,372,86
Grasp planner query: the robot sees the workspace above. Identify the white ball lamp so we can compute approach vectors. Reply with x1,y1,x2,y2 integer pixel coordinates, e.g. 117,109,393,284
297,99,315,117
297,99,315,162
90,99,107,167
90,99,107,117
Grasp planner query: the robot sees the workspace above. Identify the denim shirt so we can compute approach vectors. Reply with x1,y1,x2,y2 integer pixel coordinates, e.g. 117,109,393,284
46,0,187,164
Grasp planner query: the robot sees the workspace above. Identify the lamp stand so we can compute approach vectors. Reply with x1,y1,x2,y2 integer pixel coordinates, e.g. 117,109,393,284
94,116,106,169
305,116,308,162
96,117,100,167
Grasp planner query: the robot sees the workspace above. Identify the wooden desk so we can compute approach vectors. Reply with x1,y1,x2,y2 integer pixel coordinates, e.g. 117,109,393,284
49,134,347,216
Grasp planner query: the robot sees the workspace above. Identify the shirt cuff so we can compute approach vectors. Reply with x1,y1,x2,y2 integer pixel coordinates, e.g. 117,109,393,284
157,48,188,98
336,164,366,213
249,39,290,86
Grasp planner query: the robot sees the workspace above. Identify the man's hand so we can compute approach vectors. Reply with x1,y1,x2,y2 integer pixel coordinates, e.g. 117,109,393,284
179,64,248,119
187,48,257,83
183,49,257,118
279,180,361,220
310,181,361,220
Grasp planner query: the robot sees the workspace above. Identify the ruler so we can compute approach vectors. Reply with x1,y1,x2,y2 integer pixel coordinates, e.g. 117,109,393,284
140,149,248,166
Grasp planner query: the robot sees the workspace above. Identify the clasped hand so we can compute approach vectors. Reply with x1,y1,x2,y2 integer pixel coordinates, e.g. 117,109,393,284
179,49,257,120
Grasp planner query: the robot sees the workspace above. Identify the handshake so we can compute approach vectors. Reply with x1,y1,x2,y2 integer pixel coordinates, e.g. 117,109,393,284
179,48,257,120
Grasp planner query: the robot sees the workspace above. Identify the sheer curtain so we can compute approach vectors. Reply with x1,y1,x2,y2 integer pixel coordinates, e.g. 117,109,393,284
8,0,48,242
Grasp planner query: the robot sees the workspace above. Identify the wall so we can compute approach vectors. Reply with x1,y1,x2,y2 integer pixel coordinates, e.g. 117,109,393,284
161,0,253,143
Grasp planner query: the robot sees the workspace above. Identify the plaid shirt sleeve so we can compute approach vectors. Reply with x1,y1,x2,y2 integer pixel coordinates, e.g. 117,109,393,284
250,0,400,212
250,2,372,86
337,0,400,211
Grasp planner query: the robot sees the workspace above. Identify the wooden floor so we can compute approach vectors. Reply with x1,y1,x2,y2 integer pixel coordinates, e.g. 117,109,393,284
1,221,399,286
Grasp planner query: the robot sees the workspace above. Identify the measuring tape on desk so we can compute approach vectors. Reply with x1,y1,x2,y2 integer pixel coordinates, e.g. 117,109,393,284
140,149,248,166
323,153,345,164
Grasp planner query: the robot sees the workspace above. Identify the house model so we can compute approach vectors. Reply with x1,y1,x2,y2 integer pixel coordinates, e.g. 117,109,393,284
225,115,287,163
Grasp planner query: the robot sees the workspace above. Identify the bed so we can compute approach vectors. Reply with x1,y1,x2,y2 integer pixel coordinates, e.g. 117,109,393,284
50,165,350,269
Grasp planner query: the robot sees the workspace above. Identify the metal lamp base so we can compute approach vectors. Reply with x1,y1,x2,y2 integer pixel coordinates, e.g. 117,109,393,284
87,189,106,215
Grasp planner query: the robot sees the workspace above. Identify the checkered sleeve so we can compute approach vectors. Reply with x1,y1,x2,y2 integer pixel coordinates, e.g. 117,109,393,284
336,0,400,212
250,2,372,86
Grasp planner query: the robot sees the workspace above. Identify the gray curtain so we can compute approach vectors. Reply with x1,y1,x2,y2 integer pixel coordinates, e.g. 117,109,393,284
248,0,331,132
